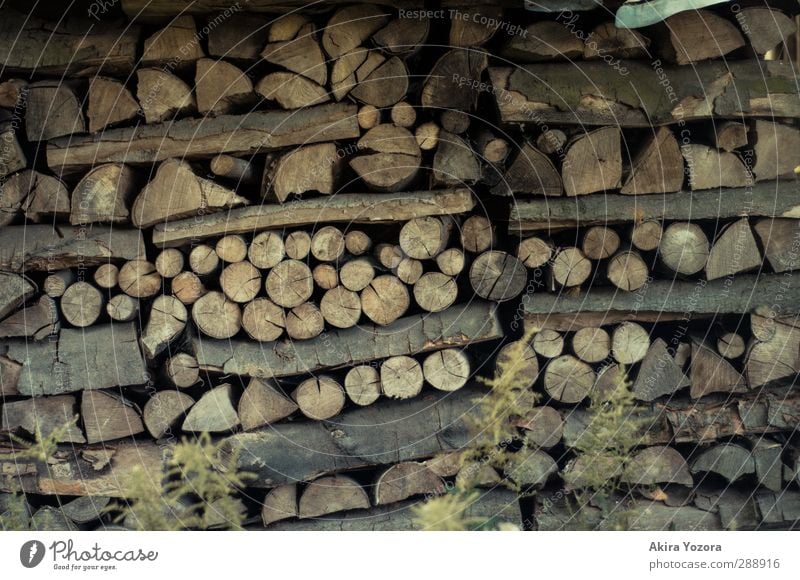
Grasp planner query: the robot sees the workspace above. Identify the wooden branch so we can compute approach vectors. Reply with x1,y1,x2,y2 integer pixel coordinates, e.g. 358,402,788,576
153,189,474,246
47,103,359,175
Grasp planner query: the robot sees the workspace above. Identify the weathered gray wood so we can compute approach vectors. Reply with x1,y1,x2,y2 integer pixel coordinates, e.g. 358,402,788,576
0,296,59,340
0,225,144,272
0,273,35,320
48,103,359,175
122,0,414,19
509,183,800,234
193,301,502,379
154,189,474,246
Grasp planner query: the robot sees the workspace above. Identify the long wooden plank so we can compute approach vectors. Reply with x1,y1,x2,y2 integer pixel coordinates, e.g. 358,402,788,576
510,183,800,234
490,60,800,127
47,103,359,175
193,300,503,378
154,189,475,246
122,0,418,19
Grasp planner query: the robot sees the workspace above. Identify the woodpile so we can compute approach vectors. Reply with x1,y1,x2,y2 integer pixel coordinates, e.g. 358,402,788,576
0,2,799,533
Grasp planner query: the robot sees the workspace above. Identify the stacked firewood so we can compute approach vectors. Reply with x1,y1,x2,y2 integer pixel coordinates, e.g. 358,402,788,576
1,2,799,532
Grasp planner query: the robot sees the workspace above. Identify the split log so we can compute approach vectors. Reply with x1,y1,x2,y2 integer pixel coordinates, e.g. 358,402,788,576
285,231,312,260
299,475,370,518
330,48,381,102
658,10,744,64
0,124,26,179
1,395,83,443
422,49,488,111
583,22,650,59
632,338,690,401
238,378,298,430
141,15,204,67
469,251,527,301
517,237,553,269
491,143,562,197
320,287,362,329
611,322,650,365
208,13,269,60
143,391,195,439
26,81,85,141
48,103,359,175
374,18,429,54
381,356,424,400
313,264,339,290
550,247,591,288
71,164,138,225
132,159,248,228
262,23,327,85
31,507,77,531
754,218,800,273
659,222,710,275
350,57,409,108
193,301,502,380
712,121,748,152
506,447,558,488
182,383,240,433
495,340,540,389
375,462,443,506
423,349,470,392
515,406,563,449
172,272,206,305
750,438,783,492
691,444,754,483
293,376,346,420
717,333,745,360
82,390,144,443
311,226,346,262
461,215,495,253
705,218,762,280
432,131,481,187
141,296,187,359
256,72,328,109
0,296,59,340
360,276,409,326
563,127,621,196
192,291,242,339
608,250,649,292
746,315,800,388
684,145,751,190
220,261,262,303
242,298,285,342
0,273,35,319
436,248,466,276
691,338,747,399
396,258,423,285
165,353,199,388
61,282,103,328
119,260,162,298
263,143,341,202
501,21,583,61
375,244,403,269
136,68,196,124
344,366,381,406
533,329,564,359
196,59,254,116
582,226,620,260
210,155,256,184
266,260,314,308
415,122,440,151
261,484,298,527
322,5,389,59
753,121,800,181
87,78,139,133
621,446,692,486
536,130,567,155
572,327,611,364
413,272,458,313
630,220,663,251
543,355,595,404
0,170,70,225
621,127,683,194
106,294,138,322
739,7,795,55
449,5,502,46
94,264,119,289
351,124,421,192
62,496,111,526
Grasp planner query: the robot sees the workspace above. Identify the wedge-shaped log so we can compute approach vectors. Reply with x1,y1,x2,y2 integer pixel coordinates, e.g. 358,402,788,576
2,395,84,444
71,164,139,225
299,475,370,518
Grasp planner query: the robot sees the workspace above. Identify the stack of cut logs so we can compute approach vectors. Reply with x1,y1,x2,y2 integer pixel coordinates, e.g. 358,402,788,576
0,1,799,531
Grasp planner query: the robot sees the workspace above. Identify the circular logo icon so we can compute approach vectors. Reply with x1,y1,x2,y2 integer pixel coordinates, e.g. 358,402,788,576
20,540,45,568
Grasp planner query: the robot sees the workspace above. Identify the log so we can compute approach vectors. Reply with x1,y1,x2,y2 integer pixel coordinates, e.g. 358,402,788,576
432,131,481,187
690,338,748,399
515,406,563,449
208,13,269,60
357,105,380,129
196,59,254,116
322,5,389,59
330,48,381,102
106,294,138,322
474,130,510,165
563,127,621,196
390,102,417,128
753,121,800,181
192,291,242,339
611,322,650,364
93,264,119,289
143,391,195,439
360,275,409,326
492,143,562,197
0,79,26,108
621,446,692,486
374,17,429,54
247,231,284,269
311,226,346,262
141,295,187,359
293,376,346,420
630,220,663,252
422,49,488,111
436,248,466,276
739,7,795,55
449,5,502,46
192,301,503,380
344,366,381,406
320,287,362,329
132,159,248,228
62,496,111,526
154,189,474,247
0,170,70,225
171,272,206,305
533,329,564,359
165,353,199,388
136,68,196,124
215,235,248,264
256,72,328,109
684,145,751,190
582,226,620,260
71,164,138,225
572,327,610,364
141,15,204,66
495,340,540,390
312,264,339,290
415,122,440,151
48,103,359,175
550,247,591,288
1,395,83,443
0,124,26,179
381,356,423,400
118,260,162,298
461,215,495,253
299,475,370,518
375,244,403,269
536,129,567,156
746,315,800,388
220,261,262,303
400,217,451,259
502,21,583,61
285,231,312,260
396,258,423,285
632,338,690,401
469,251,527,300
658,10,744,65
621,127,683,195
351,124,421,192
0,296,59,340
543,355,595,404
210,155,256,184
607,250,649,292
489,60,800,127
691,444,754,483
754,218,800,273
0,273,35,319
262,23,326,85
87,77,139,133
350,57,409,108
242,299,285,342
60,282,103,328
517,237,553,269
266,260,314,308
717,332,746,360
712,121,748,152
374,462,444,506
423,349,470,392
261,484,298,527
659,222,710,275
705,218,762,280
26,81,85,141
31,507,77,531
189,245,220,277
413,272,458,313
584,22,650,59
183,383,240,433
82,390,144,444
263,143,341,202
238,378,298,431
